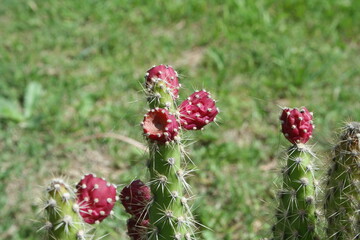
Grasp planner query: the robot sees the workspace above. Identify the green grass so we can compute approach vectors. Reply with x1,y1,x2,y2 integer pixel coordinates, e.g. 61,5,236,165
0,0,359,239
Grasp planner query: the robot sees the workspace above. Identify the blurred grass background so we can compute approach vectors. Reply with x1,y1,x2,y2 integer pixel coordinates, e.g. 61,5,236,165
0,0,359,239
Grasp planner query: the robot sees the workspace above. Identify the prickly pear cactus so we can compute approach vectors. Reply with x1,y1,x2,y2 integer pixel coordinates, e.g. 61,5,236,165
324,122,360,239
121,64,218,240
41,178,90,240
273,107,319,240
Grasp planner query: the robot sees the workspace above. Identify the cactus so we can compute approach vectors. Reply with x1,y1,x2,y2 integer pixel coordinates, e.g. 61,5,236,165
324,122,360,239
35,69,360,240
39,64,218,240
41,178,91,240
76,174,117,224
119,64,218,240
273,107,319,240
144,65,193,240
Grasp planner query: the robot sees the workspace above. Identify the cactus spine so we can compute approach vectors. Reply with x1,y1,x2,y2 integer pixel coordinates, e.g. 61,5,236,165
144,65,191,239
273,107,318,240
324,122,360,239
42,178,90,240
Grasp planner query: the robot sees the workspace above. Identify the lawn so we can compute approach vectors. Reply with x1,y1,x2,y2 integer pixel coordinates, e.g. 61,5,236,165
0,0,359,239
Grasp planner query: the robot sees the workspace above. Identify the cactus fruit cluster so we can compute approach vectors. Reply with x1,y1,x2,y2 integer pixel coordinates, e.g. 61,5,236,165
119,64,219,240
40,175,117,239
324,122,360,239
38,64,218,240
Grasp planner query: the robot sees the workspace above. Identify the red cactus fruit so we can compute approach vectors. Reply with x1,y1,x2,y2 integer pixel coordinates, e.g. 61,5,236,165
179,90,219,130
145,64,180,99
280,107,314,144
142,108,180,143
76,174,117,224
120,180,151,219
127,217,150,240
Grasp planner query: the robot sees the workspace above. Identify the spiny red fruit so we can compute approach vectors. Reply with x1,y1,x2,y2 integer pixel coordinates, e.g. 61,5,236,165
142,108,180,143
127,217,150,240
120,180,151,219
76,174,117,224
145,64,180,99
179,90,219,130
280,107,314,144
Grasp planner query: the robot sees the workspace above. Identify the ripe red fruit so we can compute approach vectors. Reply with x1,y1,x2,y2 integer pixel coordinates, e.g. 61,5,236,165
76,174,117,224
142,108,180,143
120,180,151,219
280,107,314,144
127,217,150,240
145,65,180,99
179,90,218,130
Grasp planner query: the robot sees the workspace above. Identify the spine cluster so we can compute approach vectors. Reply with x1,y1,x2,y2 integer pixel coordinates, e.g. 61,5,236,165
273,107,319,240
324,122,360,239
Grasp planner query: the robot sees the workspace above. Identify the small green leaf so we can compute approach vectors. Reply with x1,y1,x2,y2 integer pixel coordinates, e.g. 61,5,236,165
207,48,224,71
0,97,24,122
24,82,43,119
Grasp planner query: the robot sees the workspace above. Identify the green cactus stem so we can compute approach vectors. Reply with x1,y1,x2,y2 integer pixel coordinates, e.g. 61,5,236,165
147,143,190,239
42,178,90,240
273,144,319,240
324,122,360,240
144,66,194,240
